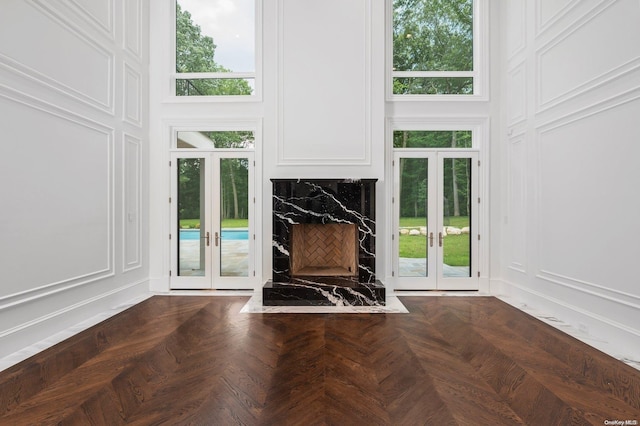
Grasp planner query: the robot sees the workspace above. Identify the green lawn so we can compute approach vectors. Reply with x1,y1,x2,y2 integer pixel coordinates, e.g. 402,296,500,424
399,216,469,228
180,218,248,229
399,217,470,266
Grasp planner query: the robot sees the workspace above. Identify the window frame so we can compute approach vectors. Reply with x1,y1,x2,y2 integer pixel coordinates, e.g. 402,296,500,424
169,119,261,151
170,0,262,102
386,0,488,101
384,117,490,292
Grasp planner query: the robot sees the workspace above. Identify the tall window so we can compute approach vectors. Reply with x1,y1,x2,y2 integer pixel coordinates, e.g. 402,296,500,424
174,0,257,97
392,0,476,96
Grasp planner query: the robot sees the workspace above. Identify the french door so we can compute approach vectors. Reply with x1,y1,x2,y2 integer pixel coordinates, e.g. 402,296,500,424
393,151,479,290
170,151,255,289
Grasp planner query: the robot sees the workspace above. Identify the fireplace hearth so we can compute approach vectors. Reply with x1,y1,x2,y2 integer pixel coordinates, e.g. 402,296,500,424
263,179,385,306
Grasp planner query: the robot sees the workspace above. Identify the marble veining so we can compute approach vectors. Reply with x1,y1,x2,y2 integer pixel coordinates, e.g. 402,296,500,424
263,279,385,307
243,293,408,314
267,179,384,306
271,179,377,284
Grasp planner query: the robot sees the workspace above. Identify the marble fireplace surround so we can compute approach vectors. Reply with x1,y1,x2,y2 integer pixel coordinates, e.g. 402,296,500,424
263,178,385,306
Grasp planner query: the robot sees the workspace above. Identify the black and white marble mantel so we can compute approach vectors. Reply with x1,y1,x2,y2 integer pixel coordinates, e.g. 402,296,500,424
263,178,385,306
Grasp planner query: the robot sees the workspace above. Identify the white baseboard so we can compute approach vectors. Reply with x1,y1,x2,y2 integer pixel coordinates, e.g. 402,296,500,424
491,278,640,370
0,279,151,368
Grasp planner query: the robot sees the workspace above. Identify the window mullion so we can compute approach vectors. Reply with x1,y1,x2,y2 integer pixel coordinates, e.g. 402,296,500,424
174,72,256,80
392,71,475,78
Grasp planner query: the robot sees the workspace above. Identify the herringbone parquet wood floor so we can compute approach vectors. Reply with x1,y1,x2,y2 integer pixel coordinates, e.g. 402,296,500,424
1,296,638,425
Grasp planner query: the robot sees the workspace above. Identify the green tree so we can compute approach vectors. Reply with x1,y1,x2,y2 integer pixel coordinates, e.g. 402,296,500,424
393,0,473,94
176,4,252,96
395,131,472,218
204,131,252,220
176,132,253,222
178,158,202,221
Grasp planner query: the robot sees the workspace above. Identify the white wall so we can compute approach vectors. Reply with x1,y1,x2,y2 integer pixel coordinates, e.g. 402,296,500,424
0,0,150,359
494,0,640,358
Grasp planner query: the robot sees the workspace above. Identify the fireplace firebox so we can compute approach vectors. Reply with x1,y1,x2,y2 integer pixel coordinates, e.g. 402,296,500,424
291,223,358,277
263,179,385,306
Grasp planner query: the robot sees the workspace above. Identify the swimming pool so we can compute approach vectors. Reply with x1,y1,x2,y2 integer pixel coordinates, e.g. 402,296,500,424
180,229,249,241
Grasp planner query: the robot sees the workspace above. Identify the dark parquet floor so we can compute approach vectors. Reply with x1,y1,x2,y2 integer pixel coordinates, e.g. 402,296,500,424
0,296,639,425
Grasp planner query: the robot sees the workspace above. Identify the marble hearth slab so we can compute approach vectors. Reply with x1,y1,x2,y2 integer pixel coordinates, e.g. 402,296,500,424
263,279,385,307
240,294,408,314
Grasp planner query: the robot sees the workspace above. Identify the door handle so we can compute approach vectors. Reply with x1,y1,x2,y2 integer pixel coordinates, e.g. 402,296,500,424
205,231,210,246
438,232,443,247
215,232,219,247
429,232,434,247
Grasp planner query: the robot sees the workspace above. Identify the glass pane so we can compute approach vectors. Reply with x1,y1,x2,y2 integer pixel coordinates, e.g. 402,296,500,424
176,0,255,73
175,78,255,96
393,77,473,95
393,0,473,72
178,158,205,276
442,158,471,278
177,131,255,149
393,131,472,149
219,158,249,277
398,158,428,277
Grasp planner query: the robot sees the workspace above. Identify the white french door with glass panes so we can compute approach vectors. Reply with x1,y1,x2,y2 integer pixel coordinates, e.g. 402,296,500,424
393,151,479,290
170,151,255,289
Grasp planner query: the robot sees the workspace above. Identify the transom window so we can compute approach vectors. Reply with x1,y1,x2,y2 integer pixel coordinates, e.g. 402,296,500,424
393,130,472,148
176,131,255,149
174,0,257,97
392,0,477,96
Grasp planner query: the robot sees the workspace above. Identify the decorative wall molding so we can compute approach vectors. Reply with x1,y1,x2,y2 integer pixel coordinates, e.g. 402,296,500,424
506,0,526,59
0,279,150,358
0,0,115,113
535,90,640,301
67,0,115,39
0,0,149,363
536,270,640,309
276,0,372,165
507,265,527,275
507,135,526,274
536,85,640,133
123,133,142,272
535,0,580,37
123,61,142,127
497,278,640,334
123,0,142,58
535,0,640,112
0,83,115,307
493,278,640,362
506,62,526,126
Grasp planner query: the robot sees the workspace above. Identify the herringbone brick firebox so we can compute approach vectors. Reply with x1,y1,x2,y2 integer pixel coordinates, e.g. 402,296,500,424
291,223,358,277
